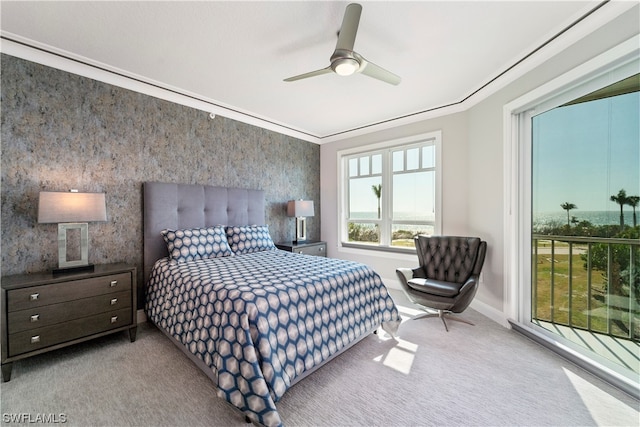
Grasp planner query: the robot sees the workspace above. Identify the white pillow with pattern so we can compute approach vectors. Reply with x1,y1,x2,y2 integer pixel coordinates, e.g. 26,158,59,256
161,226,233,262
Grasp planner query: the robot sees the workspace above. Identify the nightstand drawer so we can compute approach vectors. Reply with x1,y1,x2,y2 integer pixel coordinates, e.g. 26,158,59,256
8,307,132,357
7,273,131,312
295,243,326,256
276,241,327,257
7,290,131,334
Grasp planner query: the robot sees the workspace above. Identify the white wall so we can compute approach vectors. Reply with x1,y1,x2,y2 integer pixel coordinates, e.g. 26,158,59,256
320,4,639,323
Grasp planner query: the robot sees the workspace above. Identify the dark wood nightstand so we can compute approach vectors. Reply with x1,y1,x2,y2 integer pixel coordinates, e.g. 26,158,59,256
1,263,137,382
276,241,327,257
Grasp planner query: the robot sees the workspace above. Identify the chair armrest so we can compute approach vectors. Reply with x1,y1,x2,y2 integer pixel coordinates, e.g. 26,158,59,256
459,275,479,294
396,267,426,290
450,274,481,313
396,268,414,285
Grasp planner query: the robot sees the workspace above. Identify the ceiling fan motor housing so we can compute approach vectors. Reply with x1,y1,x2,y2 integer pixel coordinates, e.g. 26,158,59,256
330,50,360,76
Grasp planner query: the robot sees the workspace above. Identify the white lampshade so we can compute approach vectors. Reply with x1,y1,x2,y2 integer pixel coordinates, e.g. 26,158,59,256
287,200,314,218
38,191,107,223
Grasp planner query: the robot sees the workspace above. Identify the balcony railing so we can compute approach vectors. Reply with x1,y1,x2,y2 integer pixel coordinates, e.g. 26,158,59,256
532,234,639,341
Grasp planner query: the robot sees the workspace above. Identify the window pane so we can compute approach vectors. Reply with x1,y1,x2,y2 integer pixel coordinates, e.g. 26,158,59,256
393,171,434,221
371,154,382,174
392,151,404,172
359,156,369,175
532,91,639,230
422,145,435,168
348,222,380,244
349,176,382,219
406,148,419,170
348,158,358,177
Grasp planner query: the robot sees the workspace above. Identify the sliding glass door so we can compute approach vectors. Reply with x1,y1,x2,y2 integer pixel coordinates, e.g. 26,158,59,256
530,75,639,377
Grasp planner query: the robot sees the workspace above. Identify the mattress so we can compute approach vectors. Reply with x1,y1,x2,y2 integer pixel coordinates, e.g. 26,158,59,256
145,249,401,426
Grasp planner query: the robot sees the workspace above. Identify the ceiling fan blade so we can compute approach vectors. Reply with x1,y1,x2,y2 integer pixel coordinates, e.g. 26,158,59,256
359,57,401,85
335,3,362,51
283,67,333,82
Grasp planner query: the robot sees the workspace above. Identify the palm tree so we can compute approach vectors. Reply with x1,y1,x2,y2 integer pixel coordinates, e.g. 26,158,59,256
626,195,639,227
610,189,629,228
371,184,382,219
560,202,577,227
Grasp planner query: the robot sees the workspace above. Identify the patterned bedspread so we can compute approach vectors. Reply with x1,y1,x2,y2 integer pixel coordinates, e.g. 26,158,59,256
145,250,401,426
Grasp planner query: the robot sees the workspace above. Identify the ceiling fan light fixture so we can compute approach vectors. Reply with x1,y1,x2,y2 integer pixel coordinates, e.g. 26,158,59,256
332,57,359,76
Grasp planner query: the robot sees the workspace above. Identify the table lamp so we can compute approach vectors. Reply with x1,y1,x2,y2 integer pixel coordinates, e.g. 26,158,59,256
287,199,314,244
38,190,107,274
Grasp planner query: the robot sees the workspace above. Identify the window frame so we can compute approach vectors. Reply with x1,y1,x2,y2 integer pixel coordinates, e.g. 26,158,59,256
338,131,442,253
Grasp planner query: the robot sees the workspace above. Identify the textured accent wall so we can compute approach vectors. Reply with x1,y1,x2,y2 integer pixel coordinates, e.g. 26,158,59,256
1,54,320,305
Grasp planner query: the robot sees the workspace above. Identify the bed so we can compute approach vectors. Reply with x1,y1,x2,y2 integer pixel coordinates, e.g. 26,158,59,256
143,182,401,426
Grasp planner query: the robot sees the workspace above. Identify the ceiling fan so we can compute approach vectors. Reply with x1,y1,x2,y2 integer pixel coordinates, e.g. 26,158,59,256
283,3,401,85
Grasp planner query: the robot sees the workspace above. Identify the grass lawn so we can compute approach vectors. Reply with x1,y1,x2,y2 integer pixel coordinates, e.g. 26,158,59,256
533,246,633,337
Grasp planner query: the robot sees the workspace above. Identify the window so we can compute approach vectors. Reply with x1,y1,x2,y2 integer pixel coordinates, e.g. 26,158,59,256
339,131,441,251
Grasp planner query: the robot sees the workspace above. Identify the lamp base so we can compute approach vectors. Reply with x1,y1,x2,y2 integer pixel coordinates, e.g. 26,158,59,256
294,217,308,244
53,263,95,276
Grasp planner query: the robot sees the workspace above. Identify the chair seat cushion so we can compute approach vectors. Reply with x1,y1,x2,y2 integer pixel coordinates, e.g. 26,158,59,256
407,278,462,297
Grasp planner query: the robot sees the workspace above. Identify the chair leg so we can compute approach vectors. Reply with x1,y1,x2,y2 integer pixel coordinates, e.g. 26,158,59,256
412,311,440,320
412,310,474,332
443,314,474,327
439,312,449,332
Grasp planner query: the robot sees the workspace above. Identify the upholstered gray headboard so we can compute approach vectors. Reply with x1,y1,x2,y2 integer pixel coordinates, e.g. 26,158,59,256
143,182,265,283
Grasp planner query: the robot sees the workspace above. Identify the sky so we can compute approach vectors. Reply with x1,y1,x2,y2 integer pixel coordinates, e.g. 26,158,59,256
532,91,639,213
348,145,435,219
349,172,434,220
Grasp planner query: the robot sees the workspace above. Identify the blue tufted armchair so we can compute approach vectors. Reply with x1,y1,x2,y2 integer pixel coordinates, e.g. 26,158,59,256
396,235,487,331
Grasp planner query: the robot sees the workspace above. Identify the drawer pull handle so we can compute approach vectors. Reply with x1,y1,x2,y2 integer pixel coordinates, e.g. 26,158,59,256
110,316,118,324
31,335,40,344
110,298,118,305
30,314,40,323
30,293,39,301
319,247,324,252
110,280,118,287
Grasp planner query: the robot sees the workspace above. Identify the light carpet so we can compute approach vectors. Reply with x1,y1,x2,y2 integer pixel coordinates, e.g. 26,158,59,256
1,290,638,426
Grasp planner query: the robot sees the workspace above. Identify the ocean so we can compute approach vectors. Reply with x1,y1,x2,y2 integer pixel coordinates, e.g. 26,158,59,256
350,211,435,236
533,210,636,227
353,210,637,228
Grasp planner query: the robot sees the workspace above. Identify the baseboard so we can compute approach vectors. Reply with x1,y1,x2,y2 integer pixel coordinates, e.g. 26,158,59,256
469,298,510,328
136,309,147,324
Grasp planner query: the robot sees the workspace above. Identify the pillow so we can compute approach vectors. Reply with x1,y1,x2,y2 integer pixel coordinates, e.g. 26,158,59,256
225,225,277,255
161,226,233,262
